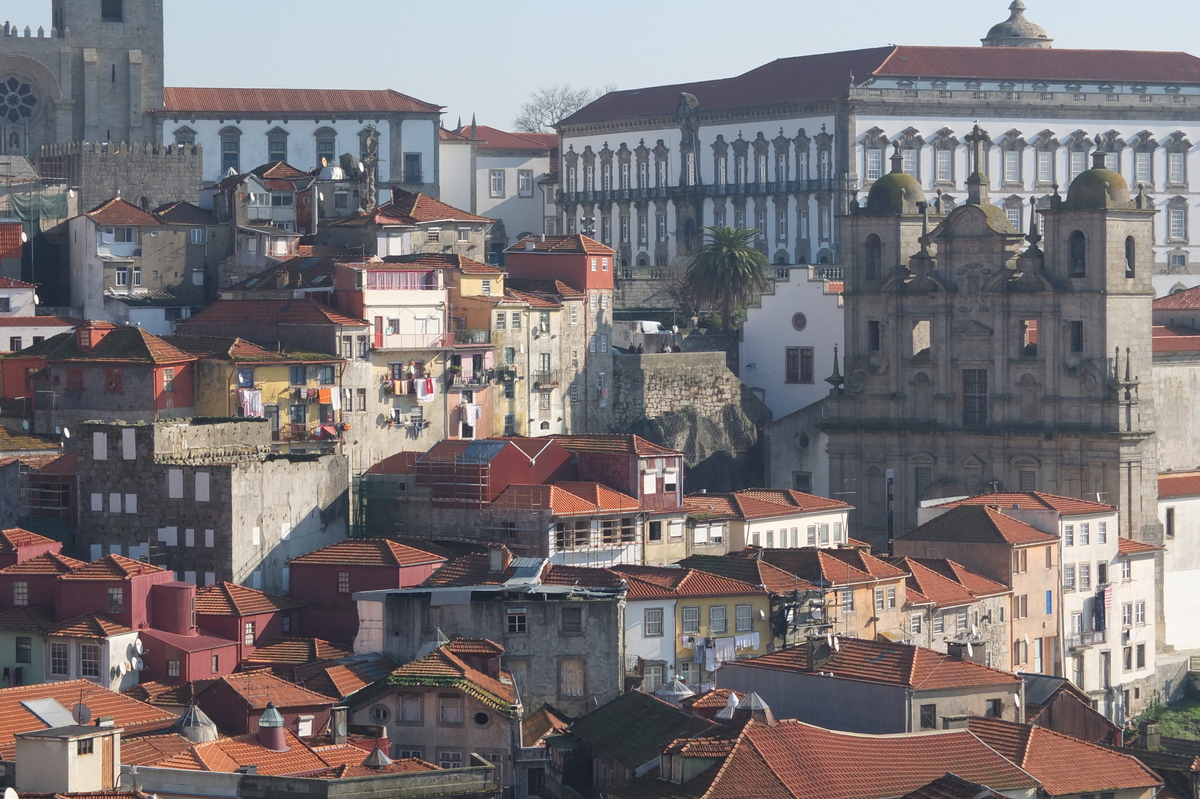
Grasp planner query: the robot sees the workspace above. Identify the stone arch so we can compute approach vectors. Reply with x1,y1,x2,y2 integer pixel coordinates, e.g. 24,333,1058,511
910,372,933,417
773,249,790,266
816,247,832,264
864,234,882,280
1068,230,1086,277
1017,373,1040,419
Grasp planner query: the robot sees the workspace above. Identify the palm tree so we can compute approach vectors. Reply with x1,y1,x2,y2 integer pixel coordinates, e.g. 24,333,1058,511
684,226,771,329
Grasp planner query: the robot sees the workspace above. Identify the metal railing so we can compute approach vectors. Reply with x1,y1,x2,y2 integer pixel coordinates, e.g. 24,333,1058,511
532,370,560,387
447,373,492,390
448,329,491,346
1066,630,1106,649
556,178,838,205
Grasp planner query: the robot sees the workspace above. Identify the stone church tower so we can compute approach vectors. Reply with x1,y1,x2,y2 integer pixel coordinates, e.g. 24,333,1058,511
824,127,1160,551
0,0,164,155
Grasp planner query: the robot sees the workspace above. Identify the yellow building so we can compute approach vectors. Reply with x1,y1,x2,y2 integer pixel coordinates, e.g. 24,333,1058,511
612,564,770,689
166,335,346,446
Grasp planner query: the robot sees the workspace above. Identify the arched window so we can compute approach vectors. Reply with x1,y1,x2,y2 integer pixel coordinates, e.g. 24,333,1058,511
1125,236,1136,278
1068,231,1086,277
865,234,882,280
267,127,289,164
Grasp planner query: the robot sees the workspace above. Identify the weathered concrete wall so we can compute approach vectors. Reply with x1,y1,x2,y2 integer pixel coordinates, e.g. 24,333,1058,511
40,142,204,212
1154,358,1200,473
612,352,738,427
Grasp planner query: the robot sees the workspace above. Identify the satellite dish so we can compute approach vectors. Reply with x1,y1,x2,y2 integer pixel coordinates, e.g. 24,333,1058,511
832,636,840,652
972,624,979,637
967,642,975,657
61,427,70,439
72,703,91,724
759,609,766,620
135,639,144,654
5,785,20,799
21,420,28,430
133,657,144,671
119,662,128,676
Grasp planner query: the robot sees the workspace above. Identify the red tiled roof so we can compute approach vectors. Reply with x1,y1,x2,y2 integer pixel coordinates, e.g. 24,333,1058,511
288,538,445,567
505,287,562,308
1155,285,1200,310
1153,325,1200,353
371,252,500,274
679,720,1038,799
0,551,85,575
0,223,22,261
47,613,134,638
550,433,681,457
897,506,1059,546
938,491,1117,517
682,688,743,710
0,679,175,758
0,276,33,288
439,127,471,142
60,554,167,581
364,451,420,475
202,670,336,710
177,299,368,330
368,190,492,226
610,565,765,599
242,638,352,667
901,773,1008,799
680,556,820,595
684,489,850,521
163,334,339,365
967,717,1160,796
123,680,197,706
895,558,1011,600
734,488,852,513
490,481,642,516
734,636,1020,690
36,325,196,365
505,234,616,256
423,548,625,590
162,87,441,115
120,733,196,766
154,729,333,776
0,316,80,329
889,557,1010,609
194,582,304,616
734,546,906,587
1117,537,1161,556
0,605,55,632
153,201,217,226
386,643,519,714
1160,471,1200,498
0,527,57,553
461,125,557,152
562,46,1200,126
85,197,162,227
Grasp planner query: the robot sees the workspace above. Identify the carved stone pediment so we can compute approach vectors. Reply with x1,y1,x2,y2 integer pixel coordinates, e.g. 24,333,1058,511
954,320,994,338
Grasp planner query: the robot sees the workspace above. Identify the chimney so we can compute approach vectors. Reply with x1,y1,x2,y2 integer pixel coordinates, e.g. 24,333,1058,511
256,703,288,753
488,544,511,573
330,706,348,745
1140,720,1162,751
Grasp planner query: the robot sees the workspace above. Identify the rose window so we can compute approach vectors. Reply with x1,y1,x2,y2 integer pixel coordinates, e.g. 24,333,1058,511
0,79,37,124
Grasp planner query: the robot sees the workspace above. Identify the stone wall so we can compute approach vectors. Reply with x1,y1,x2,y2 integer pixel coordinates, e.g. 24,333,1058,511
39,141,204,211
612,351,738,426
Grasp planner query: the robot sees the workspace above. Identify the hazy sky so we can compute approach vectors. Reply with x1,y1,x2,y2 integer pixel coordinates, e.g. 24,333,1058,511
1,1,1198,129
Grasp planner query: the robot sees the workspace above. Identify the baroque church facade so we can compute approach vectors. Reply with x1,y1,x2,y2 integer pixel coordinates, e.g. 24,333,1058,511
555,2,1200,309
823,132,1160,551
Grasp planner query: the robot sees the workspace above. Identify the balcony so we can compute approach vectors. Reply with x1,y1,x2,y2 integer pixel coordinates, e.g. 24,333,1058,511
374,333,449,350
1066,630,1106,649
447,372,493,391
271,423,343,455
532,370,561,387
448,329,492,347
555,178,839,206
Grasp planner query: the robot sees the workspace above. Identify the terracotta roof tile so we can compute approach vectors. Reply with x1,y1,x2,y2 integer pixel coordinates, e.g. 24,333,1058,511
678,555,819,595
0,551,85,575
1155,285,1200,310
0,605,55,632
61,554,167,581
460,125,557,152
364,190,491,226
37,325,196,366
505,235,616,256
728,547,905,587
1153,324,1200,353
733,488,852,514
153,201,217,226
1160,471,1200,499
734,636,1020,690
288,538,445,567
968,717,1160,795
0,527,58,553
47,613,134,638
177,299,368,331
0,315,80,329
123,680,197,706
1117,537,1161,556
365,451,420,475
897,506,1059,546
937,491,1116,517
0,276,34,288
386,644,519,714
900,773,1008,799
154,729,332,776
163,335,338,365
610,565,765,599
682,688,743,710
194,582,304,616
120,733,197,766
490,482,642,516
162,87,441,115
0,679,175,758
522,704,572,747
0,224,23,261
242,638,353,667
293,661,378,700
887,557,1010,608
423,549,625,590
201,671,336,710
85,197,162,227
550,434,681,457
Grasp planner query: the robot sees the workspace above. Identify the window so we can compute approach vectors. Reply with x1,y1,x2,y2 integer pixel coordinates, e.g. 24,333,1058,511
1004,150,1021,184
221,130,241,173
963,369,988,426
115,268,128,287
80,644,100,678
785,347,814,384
518,170,534,197
1080,523,1090,546
1070,150,1087,182
1136,601,1146,625
560,658,584,697
1006,207,1023,231
1098,562,1108,585
1069,321,1084,353
841,590,855,613
736,604,754,632
682,606,700,634
1135,151,1152,184
561,606,583,634
901,149,917,177
1037,150,1054,183
12,581,28,606
399,694,421,722
336,571,350,594
237,368,255,388
1019,470,1037,492
868,320,882,351
1167,509,1176,538
404,153,423,184
507,609,528,634
1125,236,1136,278
1170,208,1188,241
1124,646,1133,671
1122,559,1132,580
15,636,30,663
438,694,463,724
915,466,933,505
50,642,68,676
920,704,937,730
887,587,898,609
191,228,204,245
490,170,505,198
1137,644,1146,669
933,614,944,634
101,0,123,21
911,614,923,634
244,621,256,646
657,214,667,242
78,738,94,756
211,654,220,673
318,365,335,385
874,588,885,612
1169,151,1187,185
986,698,1003,719
867,149,884,181
1069,231,1086,276
645,608,664,637
511,312,521,330
936,149,953,182
1079,562,1091,590
1064,524,1074,547
107,586,124,613
438,751,463,770
709,605,727,634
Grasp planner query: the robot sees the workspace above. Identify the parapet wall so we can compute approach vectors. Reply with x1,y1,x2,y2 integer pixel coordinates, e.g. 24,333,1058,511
38,141,204,210
612,351,743,427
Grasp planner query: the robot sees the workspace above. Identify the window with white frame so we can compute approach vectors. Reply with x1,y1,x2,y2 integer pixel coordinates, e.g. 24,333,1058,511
1003,150,1021,183
1070,150,1088,182
1036,150,1054,183
80,644,100,677
50,641,68,676
1135,601,1146,625
1169,151,1187,185
866,149,883,181
438,694,463,724
936,149,953,183
490,170,505,198
13,581,28,606
682,606,700,634
902,149,917,176
735,604,753,632
1135,151,1152,185
518,170,534,197
709,605,727,633
644,608,664,637
1170,207,1188,240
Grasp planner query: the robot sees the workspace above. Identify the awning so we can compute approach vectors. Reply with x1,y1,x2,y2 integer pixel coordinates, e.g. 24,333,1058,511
877,628,909,643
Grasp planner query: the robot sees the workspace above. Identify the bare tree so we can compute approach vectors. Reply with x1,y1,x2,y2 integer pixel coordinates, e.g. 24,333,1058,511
513,84,615,133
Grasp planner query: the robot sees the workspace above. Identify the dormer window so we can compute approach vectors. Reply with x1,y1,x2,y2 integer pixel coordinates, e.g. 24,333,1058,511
1099,84,1115,94
78,329,92,350
965,81,982,91
1066,83,1082,93
931,80,948,90
999,81,1015,91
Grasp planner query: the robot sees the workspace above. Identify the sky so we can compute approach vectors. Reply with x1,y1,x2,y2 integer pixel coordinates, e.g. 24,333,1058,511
0,0,1198,130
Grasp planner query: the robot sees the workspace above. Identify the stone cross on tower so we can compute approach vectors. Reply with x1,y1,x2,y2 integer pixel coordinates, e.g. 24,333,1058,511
964,124,991,205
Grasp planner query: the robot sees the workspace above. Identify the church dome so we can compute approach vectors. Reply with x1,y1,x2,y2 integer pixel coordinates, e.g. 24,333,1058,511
1064,150,1132,211
866,145,926,215
983,1,1053,48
